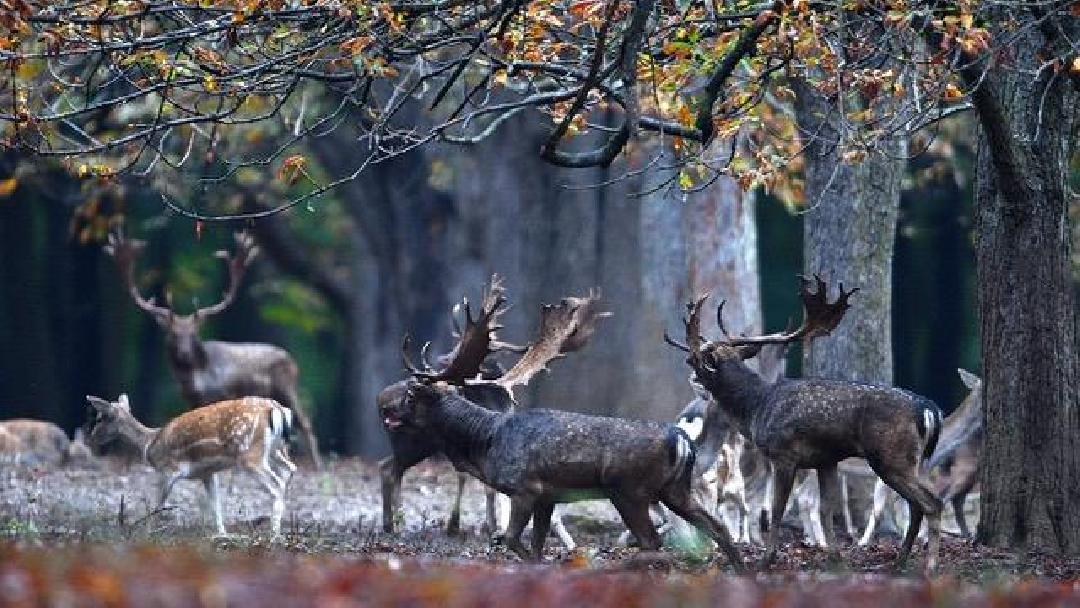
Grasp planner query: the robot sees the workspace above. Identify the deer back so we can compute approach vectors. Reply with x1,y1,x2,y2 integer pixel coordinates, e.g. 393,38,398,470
0,419,69,464
148,397,286,469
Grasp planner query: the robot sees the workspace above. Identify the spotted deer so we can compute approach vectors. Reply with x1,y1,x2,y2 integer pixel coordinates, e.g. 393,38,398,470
84,394,295,536
383,286,745,568
858,368,983,544
105,230,320,468
668,276,944,571
378,277,605,548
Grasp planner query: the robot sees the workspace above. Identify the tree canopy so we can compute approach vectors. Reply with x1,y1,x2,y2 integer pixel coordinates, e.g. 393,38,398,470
2,0,1071,217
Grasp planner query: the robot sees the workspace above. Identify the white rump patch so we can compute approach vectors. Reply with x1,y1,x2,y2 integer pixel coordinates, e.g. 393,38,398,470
923,409,936,437
677,416,705,442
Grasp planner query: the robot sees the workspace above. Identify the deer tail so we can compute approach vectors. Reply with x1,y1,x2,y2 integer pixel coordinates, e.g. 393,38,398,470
917,400,943,464
665,426,696,487
269,402,294,443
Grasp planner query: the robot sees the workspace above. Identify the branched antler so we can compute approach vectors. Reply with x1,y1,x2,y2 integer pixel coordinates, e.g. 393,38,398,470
195,232,259,318
723,274,857,346
408,275,509,383
104,229,170,318
496,289,611,391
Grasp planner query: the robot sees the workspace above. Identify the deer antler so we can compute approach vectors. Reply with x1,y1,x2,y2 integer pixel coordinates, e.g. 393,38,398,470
104,229,171,318
195,232,259,318
412,275,509,383
496,290,610,391
725,274,857,346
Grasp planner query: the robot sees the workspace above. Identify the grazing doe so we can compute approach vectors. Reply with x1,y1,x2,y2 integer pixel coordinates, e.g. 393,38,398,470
84,394,295,537
105,230,321,468
0,419,70,466
859,369,983,544
378,277,604,547
384,290,744,569
668,276,943,570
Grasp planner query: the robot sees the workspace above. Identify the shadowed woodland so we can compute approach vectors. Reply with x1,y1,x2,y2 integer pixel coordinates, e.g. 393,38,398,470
0,0,1077,605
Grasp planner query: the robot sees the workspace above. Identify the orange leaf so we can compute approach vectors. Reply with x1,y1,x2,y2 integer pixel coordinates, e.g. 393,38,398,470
0,176,17,197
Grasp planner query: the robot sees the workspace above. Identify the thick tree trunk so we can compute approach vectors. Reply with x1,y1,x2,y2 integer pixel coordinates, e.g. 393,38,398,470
794,82,903,385
637,142,762,414
969,26,1080,553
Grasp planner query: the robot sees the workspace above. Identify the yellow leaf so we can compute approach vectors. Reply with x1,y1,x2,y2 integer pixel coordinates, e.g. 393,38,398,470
944,83,964,100
0,176,17,197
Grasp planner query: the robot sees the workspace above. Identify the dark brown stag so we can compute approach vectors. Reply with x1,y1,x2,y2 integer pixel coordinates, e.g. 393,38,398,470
105,230,321,468
669,276,944,571
382,286,745,568
377,276,606,540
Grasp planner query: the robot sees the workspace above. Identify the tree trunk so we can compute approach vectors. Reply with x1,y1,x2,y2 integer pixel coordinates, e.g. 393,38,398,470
637,142,762,416
794,82,903,385
968,25,1080,553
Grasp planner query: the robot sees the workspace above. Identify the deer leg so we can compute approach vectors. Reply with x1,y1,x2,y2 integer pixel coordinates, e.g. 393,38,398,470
202,474,227,536
858,480,889,546
531,501,554,559
494,492,512,539
483,487,497,535
611,497,662,551
550,507,576,550
952,493,971,538
761,463,796,569
447,472,466,535
817,464,842,563
505,495,535,560
947,473,978,538
379,456,404,533
876,468,942,571
155,470,185,512
247,466,287,538
795,473,825,547
659,489,745,571
840,472,856,538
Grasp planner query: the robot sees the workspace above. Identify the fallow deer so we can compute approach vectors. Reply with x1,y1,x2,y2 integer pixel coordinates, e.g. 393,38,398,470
384,287,745,569
105,230,321,468
858,368,983,544
84,394,296,536
668,276,944,571
0,426,22,464
378,277,605,548
0,419,70,466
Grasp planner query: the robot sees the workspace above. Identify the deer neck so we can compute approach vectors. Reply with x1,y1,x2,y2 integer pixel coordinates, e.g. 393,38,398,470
166,334,208,372
115,416,160,465
704,360,770,433
429,391,500,470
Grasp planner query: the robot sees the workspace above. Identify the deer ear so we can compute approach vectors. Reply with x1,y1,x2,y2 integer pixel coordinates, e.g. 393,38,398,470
957,369,982,391
117,394,131,411
85,395,109,411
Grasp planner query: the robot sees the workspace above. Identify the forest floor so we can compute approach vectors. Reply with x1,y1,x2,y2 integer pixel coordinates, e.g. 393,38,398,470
2,459,1080,607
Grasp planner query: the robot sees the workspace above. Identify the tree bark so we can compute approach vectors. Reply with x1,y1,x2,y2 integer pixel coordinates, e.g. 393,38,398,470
967,23,1080,553
794,81,903,386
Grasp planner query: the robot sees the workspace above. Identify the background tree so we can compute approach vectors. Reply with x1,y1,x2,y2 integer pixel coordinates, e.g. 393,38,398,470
1,0,1074,554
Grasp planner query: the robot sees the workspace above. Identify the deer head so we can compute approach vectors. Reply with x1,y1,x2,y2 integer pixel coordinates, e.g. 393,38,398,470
84,393,139,455
668,275,857,393
105,230,258,366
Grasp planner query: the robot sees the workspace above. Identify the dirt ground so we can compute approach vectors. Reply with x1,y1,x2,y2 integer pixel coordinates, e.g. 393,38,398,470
3,459,1080,606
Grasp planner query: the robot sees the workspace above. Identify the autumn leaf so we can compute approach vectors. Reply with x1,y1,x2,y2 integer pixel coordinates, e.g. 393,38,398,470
0,176,17,197
943,83,964,100
278,154,308,186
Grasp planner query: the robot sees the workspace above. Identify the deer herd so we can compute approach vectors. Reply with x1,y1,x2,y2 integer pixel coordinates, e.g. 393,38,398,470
0,230,988,573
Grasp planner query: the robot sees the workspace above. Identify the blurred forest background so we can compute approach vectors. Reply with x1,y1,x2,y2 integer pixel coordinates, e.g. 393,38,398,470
0,114,991,458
